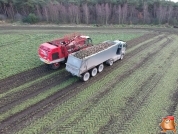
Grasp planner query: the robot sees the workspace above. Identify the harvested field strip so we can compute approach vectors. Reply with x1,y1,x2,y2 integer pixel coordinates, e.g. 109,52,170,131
126,33,158,47
126,34,164,53
0,77,77,123
16,34,170,133
0,68,64,98
119,37,178,134
0,64,55,93
44,36,173,133
0,69,67,113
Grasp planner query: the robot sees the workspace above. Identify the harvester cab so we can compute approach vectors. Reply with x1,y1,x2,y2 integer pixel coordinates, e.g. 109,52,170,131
38,33,92,70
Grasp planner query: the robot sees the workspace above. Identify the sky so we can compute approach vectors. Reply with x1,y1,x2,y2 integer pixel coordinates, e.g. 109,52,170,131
170,0,178,2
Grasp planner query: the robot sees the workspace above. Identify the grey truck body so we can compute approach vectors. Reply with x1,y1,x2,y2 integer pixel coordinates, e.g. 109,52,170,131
65,40,126,80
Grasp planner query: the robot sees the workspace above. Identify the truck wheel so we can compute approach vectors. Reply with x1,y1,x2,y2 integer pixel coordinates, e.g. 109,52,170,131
108,60,113,66
120,54,124,60
82,72,90,82
50,63,60,70
91,68,97,77
98,64,104,73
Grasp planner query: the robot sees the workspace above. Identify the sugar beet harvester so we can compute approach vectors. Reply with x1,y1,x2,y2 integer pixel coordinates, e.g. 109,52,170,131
65,40,127,82
38,34,92,69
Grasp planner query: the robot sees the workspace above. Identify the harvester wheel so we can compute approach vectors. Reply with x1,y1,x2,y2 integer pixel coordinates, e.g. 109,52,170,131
98,64,104,73
82,72,90,82
91,68,97,77
50,63,60,70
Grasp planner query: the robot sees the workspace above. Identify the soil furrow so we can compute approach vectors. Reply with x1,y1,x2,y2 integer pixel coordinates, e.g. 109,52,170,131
0,64,65,93
98,73,162,134
0,71,70,114
126,33,158,48
167,85,178,115
0,34,163,133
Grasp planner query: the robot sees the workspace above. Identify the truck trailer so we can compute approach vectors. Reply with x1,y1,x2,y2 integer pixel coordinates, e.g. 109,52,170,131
65,40,127,81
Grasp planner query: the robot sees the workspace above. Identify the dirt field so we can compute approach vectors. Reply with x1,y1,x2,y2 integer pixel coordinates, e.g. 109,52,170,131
0,26,178,134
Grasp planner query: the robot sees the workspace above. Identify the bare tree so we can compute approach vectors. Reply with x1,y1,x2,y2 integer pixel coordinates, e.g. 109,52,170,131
82,3,89,24
156,5,167,24
68,4,80,24
122,3,128,24
143,2,150,23
59,4,68,23
167,5,173,24
95,4,102,24
105,3,110,25
115,4,122,24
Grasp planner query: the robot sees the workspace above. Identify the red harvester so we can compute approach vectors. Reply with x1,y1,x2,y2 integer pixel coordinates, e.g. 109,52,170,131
38,33,92,69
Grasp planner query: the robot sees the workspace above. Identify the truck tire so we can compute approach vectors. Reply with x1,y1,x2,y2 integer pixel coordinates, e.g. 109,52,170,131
120,54,124,60
50,63,60,70
91,68,97,77
98,64,104,73
82,72,90,82
108,60,113,66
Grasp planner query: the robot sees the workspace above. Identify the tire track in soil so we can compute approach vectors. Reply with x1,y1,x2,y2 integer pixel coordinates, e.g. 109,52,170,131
0,71,70,114
97,37,177,134
0,64,64,93
0,33,162,133
167,82,178,115
0,32,157,94
98,73,162,134
43,36,172,133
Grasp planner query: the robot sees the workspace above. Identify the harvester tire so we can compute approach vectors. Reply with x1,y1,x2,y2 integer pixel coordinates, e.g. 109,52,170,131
50,63,60,70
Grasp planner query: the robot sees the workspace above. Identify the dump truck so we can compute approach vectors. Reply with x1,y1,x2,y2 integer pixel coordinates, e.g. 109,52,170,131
38,33,92,69
65,40,127,81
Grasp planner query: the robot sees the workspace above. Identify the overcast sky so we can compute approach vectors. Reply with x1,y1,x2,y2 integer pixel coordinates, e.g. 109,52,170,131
170,0,178,2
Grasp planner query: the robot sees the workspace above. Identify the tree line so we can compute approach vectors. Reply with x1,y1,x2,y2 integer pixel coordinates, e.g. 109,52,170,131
0,0,178,25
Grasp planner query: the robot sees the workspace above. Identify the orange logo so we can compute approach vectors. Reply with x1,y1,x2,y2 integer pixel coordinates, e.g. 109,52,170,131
159,116,176,134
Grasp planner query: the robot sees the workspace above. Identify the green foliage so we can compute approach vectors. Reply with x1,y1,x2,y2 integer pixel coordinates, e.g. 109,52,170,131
23,13,39,24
